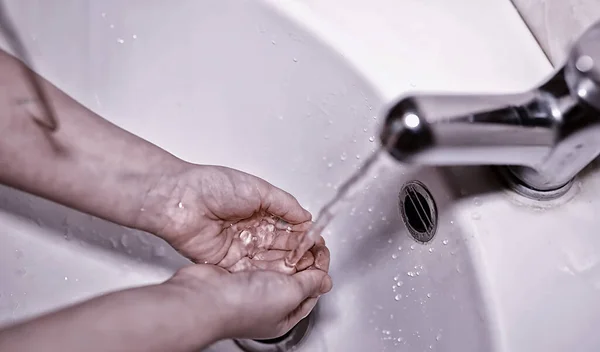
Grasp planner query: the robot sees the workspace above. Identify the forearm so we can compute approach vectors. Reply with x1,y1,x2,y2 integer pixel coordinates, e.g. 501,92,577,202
0,50,182,232
0,283,222,352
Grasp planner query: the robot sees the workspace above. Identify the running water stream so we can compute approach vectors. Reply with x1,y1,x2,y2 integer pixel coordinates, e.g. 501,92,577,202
285,147,387,267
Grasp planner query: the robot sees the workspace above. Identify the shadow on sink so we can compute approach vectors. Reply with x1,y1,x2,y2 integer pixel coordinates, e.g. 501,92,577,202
0,184,189,272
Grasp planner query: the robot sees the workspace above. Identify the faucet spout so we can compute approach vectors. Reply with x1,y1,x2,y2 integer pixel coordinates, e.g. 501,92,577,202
380,20,600,192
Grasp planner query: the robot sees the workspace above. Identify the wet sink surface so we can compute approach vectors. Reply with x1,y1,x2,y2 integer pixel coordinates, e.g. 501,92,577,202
3,1,595,352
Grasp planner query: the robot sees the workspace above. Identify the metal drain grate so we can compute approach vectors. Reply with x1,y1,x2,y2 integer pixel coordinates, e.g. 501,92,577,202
399,181,437,243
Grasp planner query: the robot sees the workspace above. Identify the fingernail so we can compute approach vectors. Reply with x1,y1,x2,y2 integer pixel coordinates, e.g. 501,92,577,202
320,275,333,293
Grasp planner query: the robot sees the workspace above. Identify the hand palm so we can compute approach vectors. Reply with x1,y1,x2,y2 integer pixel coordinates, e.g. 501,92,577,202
161,166,314,272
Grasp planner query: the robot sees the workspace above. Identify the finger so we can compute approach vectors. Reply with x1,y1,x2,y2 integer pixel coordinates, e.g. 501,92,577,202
269,228,321,251
284,297,319,331
248,258,296,275
270,232,301,250
320,274,333,294
273,220,313,233
309,243,330,272
316,236,326,246
258,181,312,224
252,249,314,271
251,249,288,261
292,269,328,299
295,251,315,271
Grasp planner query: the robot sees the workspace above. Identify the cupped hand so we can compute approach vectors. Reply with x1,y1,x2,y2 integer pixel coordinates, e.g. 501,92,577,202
166,263,332,340
149,164,316,271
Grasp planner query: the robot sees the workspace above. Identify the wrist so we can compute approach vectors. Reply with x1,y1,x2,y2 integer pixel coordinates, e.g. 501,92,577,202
132,159,193,236
162,274,230,344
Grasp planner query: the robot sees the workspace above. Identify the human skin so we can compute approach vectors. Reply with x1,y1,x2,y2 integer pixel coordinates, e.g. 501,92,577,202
0,49,331,352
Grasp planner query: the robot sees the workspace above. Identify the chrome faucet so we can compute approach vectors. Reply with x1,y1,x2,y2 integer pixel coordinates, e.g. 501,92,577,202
380,20,600,195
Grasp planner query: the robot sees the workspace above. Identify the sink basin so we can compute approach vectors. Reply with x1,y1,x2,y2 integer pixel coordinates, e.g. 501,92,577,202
4,1,596,352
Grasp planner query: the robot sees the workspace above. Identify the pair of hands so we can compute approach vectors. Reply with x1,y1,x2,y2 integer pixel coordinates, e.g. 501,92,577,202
141,164,332,340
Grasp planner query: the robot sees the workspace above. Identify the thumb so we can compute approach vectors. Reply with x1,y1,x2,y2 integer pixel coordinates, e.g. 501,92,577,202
292,269,331,300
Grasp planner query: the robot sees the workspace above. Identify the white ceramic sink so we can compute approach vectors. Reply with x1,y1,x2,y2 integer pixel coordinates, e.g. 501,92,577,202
4,1,598,351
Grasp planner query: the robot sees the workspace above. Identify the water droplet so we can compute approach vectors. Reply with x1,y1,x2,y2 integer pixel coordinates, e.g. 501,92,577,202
373,174,378,179
101,12,106,18
393,275,399,281
178,201,184,209
450,220,454,225
278,115,284,120
327,162,333,168
436,333,442,341
373,115,377,120
363,128,368,132
369,136,375,142
410,244,415,250
293,57,298,62
397,337,403,342
407,271,415,277
473,197,481,206
340,153,347,161
132,34,137,39
356,154,361,159
387,239,393,244
442,239,449,245
368,207,373,212
271,40,276,45
14,249,23,259
394,294,402,301
328,120,333,125
397,281,404,287
391,253,398,259
109,24,115,29
428,248,434,253
323,135,329,139
426,293,432,298
117,38,124,44
64,276,68,281
381,216,387,221
471,212,481,220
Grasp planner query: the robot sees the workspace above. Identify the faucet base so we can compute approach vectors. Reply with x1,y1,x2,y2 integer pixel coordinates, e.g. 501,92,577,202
495,166,574,200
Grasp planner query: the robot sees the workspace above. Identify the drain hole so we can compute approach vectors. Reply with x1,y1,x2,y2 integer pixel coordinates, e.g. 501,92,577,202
253,328,295,345
399,181,437,244
234,310,314,352
404,191,430,233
